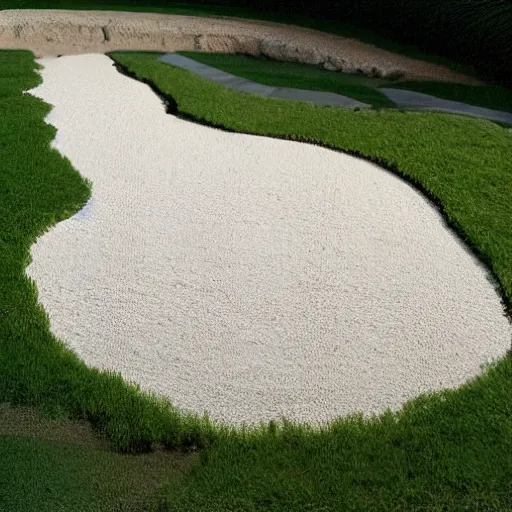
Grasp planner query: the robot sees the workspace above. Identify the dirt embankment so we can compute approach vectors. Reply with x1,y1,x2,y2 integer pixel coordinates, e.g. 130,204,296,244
27,53,508,425
0,9,481,83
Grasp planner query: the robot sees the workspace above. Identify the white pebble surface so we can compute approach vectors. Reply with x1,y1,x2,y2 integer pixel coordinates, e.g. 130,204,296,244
27,54,511,425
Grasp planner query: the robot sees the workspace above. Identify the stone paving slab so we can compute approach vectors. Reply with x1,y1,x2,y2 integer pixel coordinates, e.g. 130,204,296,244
268,87,365,107
158,53,370,108
158,53,512,124
380,88,512,125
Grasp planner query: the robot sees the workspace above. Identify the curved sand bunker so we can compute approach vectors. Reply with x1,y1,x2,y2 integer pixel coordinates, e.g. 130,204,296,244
27,54,510,425
0,9,481,83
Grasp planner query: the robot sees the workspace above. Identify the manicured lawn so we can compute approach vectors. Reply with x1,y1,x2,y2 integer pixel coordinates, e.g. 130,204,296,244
179,51,512,113
2,48,512,510
0,406,195,512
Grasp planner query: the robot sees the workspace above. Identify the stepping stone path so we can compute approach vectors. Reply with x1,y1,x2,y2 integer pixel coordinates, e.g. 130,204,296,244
159,53,512,125
158,53,371,108
380,88,512,125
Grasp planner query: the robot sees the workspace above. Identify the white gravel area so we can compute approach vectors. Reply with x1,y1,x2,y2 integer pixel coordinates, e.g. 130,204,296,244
27,54,510,425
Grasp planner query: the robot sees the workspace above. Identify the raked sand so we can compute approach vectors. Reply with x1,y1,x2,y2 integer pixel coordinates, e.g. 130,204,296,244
27,54,510,425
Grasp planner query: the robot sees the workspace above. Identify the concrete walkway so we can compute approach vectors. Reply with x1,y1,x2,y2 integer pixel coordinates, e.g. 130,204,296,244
158,53,512,124
379,88,512,124
158,53,370,108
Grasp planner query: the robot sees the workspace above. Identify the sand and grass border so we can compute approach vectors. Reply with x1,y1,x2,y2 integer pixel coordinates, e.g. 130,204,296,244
2,48,512,509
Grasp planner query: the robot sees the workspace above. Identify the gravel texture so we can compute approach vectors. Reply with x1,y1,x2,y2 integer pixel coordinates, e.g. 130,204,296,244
26,54,510,425
0,9,482,83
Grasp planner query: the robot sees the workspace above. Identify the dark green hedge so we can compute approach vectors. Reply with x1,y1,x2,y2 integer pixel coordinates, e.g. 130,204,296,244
4,0,512,87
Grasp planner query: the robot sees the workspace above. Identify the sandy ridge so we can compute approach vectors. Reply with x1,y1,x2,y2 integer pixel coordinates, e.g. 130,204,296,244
0,9,481,83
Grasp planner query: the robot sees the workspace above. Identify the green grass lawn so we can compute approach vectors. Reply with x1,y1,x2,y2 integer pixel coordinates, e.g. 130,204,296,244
179,51,512,114
2,49,512,510
0,406,195,512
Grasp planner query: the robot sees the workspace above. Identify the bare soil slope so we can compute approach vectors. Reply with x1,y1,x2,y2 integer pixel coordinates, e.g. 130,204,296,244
0,9,481,83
